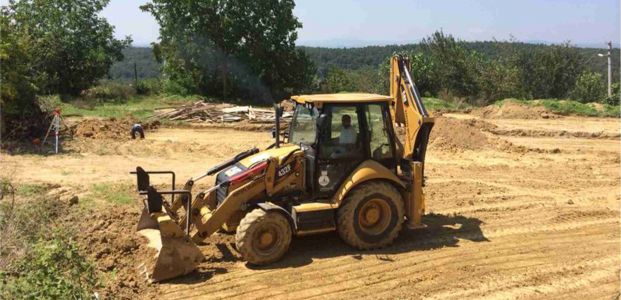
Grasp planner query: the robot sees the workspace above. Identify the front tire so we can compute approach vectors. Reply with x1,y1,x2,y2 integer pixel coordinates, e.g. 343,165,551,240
235,209,292,265
337,181,404,249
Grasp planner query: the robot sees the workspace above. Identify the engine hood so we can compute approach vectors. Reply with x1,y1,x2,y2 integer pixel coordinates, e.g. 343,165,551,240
237,144,300,168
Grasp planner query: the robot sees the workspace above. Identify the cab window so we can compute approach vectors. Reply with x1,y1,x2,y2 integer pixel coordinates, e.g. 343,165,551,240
289,105,317,145
365,103,395,163
319,105,362,159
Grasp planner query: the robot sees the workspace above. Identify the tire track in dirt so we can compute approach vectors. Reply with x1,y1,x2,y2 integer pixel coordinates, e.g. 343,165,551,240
209,225,616,299
162,218,618,299
304,228,618,300
159,213,614,296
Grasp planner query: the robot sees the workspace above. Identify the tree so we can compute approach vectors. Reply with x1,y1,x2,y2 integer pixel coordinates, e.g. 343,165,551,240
0,7,38,116
1,6,40,137
142,0,315,102
322,67,354,93
570,71,606,103
375,52,440,97
517,42,584,99
476,58,524,104
420,31,480,99
7,0,131,96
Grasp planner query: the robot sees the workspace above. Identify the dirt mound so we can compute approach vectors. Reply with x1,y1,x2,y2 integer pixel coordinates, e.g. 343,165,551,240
67,205,155,299
429,117,495,151
474,101,558,119
71,118,160,139
488,128,620,140
428,117,551,153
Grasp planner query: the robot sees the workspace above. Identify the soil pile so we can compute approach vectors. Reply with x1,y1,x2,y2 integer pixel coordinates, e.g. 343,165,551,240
474,101,558,119
429,117,495,151
71,118,160,139
427,117,548,153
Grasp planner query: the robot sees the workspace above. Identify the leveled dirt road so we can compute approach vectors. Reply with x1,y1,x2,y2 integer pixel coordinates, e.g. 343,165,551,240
2,113,619,299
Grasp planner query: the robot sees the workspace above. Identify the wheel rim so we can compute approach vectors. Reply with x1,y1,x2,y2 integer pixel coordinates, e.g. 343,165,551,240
252,223,280,255
357,198,392,235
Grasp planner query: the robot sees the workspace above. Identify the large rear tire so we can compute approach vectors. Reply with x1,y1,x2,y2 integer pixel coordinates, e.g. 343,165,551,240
235,209,292,265
337,181,404,249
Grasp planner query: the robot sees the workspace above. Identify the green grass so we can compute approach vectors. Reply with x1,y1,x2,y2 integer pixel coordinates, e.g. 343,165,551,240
41,94,202,119
537,99,620,117
87,183,134,205
15,184,48,197
493,98,620,118
423,97,471,111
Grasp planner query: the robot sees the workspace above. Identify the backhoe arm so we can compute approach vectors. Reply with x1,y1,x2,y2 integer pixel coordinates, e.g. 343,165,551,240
389,55,435,230
389,55,435,170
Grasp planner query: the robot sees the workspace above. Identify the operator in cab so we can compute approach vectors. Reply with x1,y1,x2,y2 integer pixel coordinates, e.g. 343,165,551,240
330,114,357,159
339,115,356,144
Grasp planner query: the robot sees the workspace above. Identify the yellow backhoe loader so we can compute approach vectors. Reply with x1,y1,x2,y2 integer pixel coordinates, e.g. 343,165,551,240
131,55,435,282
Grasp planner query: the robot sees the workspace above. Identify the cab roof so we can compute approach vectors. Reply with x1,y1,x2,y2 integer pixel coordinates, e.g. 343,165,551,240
291,93,392,104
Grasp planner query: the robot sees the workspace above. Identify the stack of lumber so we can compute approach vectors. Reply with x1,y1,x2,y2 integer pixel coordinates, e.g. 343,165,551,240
150,101,292,124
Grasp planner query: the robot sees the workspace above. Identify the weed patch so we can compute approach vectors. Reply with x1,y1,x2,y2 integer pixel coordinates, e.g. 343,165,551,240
0,230,98,300
88,183,135,205
0,181,99,299
15,183,48,197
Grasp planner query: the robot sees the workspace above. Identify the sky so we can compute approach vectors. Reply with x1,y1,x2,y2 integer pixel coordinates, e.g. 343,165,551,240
4,0,619,48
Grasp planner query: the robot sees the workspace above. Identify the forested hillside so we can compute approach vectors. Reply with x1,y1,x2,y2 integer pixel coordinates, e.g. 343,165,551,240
108,47,160,80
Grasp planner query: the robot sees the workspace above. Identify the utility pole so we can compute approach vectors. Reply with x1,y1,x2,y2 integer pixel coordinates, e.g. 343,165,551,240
599,42,613,97
606,41,612,97
134,62,139,90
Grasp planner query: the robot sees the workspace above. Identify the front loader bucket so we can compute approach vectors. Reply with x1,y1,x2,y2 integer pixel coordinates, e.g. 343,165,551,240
136,212,205,282
131,168,206,282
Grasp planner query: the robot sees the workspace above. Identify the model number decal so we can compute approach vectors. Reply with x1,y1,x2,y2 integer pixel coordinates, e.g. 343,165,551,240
277,163,292,178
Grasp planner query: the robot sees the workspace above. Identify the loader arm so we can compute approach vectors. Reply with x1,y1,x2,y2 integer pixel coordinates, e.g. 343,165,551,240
188,154,304,242
389,55,435,172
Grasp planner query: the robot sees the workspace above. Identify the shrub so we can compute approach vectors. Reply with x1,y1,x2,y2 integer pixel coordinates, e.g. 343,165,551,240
0,182,98,299
0,230,98,300
79,81,136,103
570,71,606,103
603,82,620,106
136,78,162,95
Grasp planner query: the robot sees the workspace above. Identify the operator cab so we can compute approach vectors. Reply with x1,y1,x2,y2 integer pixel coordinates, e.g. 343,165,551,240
287,93,399,198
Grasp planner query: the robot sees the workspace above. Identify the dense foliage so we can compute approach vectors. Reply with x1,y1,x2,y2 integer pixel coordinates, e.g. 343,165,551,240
0,186,98,299
309,31,617,105
142,0,316,102
5,0,131,96
0,230,98,299
301,42,620,84
109,36,618,105
570,71,607,103
0,7,38,116
1,0,130,138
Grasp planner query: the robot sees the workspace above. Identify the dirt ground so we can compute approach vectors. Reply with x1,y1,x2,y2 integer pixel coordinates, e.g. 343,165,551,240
1,109,619,299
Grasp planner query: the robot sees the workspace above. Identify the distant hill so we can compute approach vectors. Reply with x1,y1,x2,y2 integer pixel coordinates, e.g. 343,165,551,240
108,47,160,81
110,43,619,82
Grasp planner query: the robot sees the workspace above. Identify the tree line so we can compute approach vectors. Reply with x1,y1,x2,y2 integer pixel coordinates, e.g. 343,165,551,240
2,0,619,129
307,32,619,105
111,36,620,105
